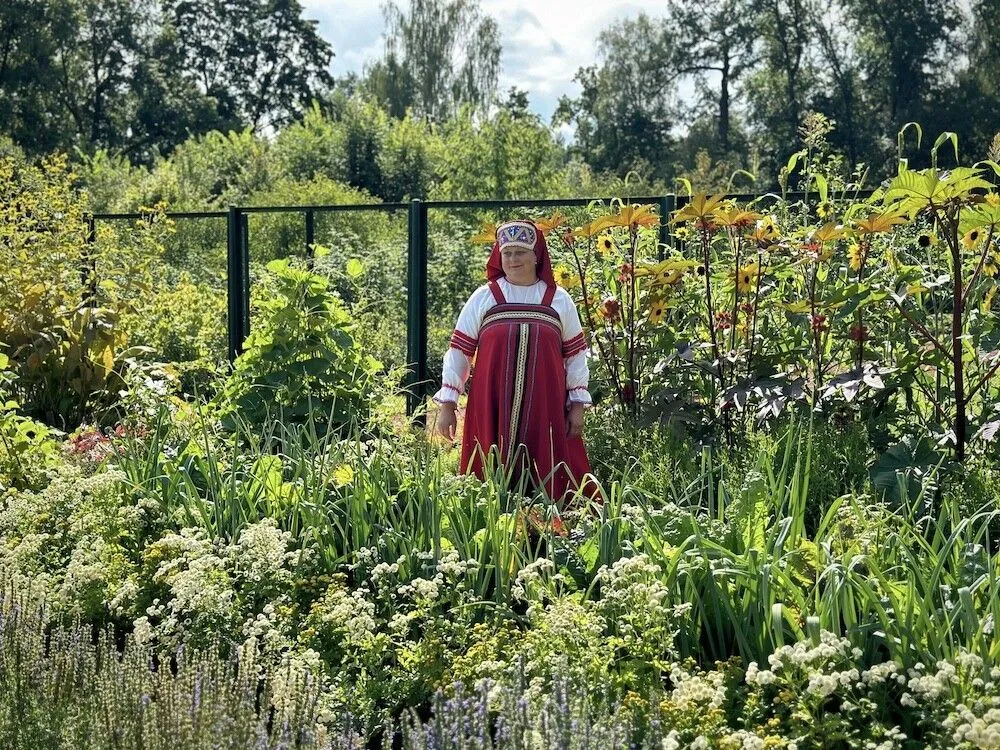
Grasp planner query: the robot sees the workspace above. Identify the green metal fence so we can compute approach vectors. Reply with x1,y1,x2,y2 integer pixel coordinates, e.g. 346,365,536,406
89,191,839,422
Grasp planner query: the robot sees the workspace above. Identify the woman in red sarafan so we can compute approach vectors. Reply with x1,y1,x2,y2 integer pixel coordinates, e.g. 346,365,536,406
433,219,597,503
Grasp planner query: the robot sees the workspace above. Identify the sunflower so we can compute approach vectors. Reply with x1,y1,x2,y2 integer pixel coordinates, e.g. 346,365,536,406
554,264,580,289
658,268,685,286
847,243,865,272
596,233,615,257
673,226,691,241
963,228,984,249
985,252,1000,278
647,299,667,325
735,262,762,294
917,232,938,249
747,217,782,250
983,285,998,312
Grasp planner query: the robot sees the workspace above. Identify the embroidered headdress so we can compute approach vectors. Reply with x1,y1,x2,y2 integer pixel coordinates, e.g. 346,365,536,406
486,219,556,288
496,220,537,252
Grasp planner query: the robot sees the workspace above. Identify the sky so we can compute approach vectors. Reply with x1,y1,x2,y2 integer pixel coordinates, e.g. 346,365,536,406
300,0,650,125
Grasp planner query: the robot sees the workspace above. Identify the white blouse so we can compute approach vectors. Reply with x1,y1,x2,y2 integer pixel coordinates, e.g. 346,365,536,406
433,278,592,406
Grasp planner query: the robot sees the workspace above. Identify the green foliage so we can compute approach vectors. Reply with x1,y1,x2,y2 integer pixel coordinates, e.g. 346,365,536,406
217,259,383,433
364,0,501,123
554,14,679,185
0,354,60,492
435,106,565,200
0,154,172,426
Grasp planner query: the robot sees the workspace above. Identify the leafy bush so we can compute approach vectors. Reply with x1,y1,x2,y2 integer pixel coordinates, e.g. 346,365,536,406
217,258,383,433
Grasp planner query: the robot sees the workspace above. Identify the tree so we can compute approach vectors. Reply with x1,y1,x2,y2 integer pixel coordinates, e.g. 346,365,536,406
838,0,961,170
667,0,759,156
0,0,77,154
163,0,335,133
743,0,820,167
364,0,501,122
554,14,680,183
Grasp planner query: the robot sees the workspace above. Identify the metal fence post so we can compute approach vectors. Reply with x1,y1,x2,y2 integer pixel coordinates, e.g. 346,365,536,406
657,195,676,260
81,215,97,305
406,199,429,423
240,212,250,344
226,207,250,362
305,209,315,267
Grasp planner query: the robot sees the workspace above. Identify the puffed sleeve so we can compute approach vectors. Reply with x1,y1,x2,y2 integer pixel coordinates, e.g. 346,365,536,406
432,286,490,405
554,289,592,406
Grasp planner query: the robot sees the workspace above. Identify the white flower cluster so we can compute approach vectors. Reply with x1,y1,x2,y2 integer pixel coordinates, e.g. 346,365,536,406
668,663,727,710
435,549,479,580
241,603,287,652
317,583,378,645
512,557,557,601
229,518,294,586
906,660,959,702
948,703,1000,749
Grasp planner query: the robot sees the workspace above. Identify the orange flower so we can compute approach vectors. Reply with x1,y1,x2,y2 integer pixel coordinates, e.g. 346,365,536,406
470,222,497,245
535,212,568,234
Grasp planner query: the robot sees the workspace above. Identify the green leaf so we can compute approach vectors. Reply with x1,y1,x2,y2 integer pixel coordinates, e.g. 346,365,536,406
931,131,959,168
870,436,945,505
813,173,828,204
346,258,364,278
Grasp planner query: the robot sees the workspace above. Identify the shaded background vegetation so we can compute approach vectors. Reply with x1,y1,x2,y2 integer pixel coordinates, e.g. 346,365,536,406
2,0,999,198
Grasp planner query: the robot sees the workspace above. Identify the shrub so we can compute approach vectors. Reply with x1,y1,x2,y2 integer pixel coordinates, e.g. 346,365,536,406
216,258,383,434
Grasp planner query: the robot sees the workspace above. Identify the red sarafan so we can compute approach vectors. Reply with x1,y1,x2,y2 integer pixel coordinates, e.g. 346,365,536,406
434,219,600,506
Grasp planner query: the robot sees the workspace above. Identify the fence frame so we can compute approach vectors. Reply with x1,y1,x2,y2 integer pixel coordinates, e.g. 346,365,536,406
90,190,840,423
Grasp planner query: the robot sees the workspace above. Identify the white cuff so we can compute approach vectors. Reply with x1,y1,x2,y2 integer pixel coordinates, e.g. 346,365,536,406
567,387,592,406
432,384,461,404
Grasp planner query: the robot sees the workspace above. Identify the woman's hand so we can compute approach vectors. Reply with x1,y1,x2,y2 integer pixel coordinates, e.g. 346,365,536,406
436,402,458,441
566,402,585,437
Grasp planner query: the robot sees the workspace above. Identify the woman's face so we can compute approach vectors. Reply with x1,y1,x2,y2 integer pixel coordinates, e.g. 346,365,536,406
500,246,537,284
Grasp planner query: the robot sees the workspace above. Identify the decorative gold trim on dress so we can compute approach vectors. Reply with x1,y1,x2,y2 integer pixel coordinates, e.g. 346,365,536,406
508,322,530,446
482,310,561,335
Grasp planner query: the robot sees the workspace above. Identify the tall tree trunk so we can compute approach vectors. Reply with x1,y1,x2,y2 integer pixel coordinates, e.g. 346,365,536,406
719,51,730,153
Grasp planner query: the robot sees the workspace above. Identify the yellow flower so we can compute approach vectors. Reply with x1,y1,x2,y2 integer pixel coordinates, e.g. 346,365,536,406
671,194,726,224
658,267,685,286
847,242,865,271
535,212,568,234
916,232,939,249
554,264,580,289
673,226,691,241
748,216,782,248
470,222,497,245
596,233,615,257
816,200,833,219
735,262,762,294
612,203,660,229
983,285,998,312
647,299,667,324
963,228,984,249
853,208,908,235
332,464,354,487
985,252,1000,277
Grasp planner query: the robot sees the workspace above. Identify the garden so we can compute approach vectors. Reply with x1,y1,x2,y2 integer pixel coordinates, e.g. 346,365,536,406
4,116,1000,750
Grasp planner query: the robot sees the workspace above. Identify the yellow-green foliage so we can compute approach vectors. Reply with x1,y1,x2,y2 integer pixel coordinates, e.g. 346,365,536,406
0,154,174,425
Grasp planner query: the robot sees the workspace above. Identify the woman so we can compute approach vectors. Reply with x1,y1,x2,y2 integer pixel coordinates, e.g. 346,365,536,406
433,219,595,502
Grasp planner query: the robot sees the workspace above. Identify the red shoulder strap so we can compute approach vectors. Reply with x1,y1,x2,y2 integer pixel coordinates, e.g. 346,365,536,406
488,280,506,304
541,284,556,307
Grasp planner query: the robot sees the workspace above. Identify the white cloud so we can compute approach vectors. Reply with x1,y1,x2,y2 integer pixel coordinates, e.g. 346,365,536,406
300,0,651,121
